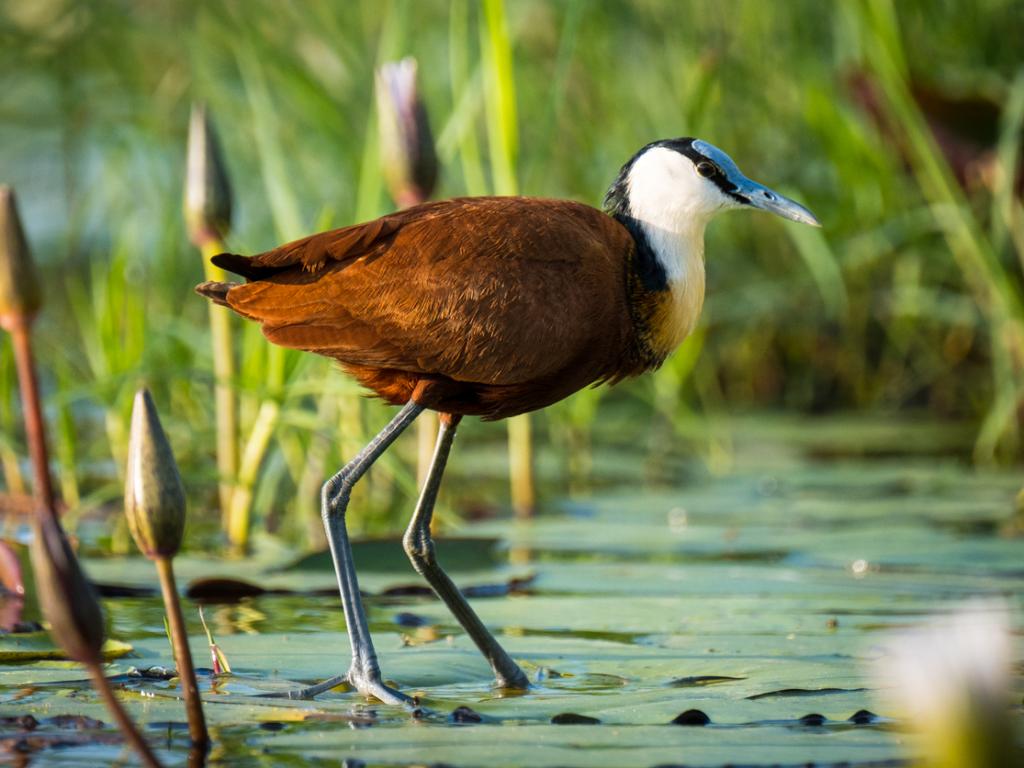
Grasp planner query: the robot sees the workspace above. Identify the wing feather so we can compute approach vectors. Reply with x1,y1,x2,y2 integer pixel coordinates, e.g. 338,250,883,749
221,197,633,386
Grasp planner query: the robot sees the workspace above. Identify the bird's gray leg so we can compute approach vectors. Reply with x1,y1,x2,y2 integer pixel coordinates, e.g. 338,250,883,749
402,415,530,690
285,400,423,705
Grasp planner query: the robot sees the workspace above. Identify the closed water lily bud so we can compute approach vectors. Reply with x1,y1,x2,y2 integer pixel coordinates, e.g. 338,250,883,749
376,58,439,208
184,103,233,246
30,515,104,663
0,186,42,331
125,389,186,558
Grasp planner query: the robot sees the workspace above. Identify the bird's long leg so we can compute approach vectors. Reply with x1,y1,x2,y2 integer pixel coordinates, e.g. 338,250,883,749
285,400,423,705
403,414,530,690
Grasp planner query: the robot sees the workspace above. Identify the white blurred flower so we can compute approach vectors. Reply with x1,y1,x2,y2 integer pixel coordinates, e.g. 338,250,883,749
870,599,1019,768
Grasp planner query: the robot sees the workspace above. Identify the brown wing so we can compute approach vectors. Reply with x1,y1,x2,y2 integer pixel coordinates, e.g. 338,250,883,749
218,197,635,386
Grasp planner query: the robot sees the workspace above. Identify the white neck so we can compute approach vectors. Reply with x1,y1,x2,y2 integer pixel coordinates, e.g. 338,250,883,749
626,147,716,349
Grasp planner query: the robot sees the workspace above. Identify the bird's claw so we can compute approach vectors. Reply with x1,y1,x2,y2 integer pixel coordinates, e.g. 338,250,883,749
347,669,419,710
270,674,348,700
267,672,421,713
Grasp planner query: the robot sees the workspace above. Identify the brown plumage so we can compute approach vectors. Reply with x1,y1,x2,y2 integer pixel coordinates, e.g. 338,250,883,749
195,138,818,705
198,196,655,420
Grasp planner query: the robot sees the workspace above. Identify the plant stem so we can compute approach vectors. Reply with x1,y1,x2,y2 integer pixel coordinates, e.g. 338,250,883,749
227,399,279,553
86,661,162,768
481,0,536,518
200,239,239,525
155,556,209,749
416,412,438,490
508,413,534,519
8,319,56,522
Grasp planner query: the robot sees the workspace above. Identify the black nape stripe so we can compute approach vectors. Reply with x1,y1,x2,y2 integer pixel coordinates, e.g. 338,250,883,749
613,213,668,293
602,138,695,294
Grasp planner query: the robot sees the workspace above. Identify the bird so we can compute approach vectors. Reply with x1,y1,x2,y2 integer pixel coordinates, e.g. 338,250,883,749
196,137,819,706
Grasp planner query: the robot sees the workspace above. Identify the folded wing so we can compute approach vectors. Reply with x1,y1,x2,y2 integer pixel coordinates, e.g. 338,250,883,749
218,197,633,386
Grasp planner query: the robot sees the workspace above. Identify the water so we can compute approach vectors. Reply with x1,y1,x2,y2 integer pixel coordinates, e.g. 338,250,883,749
2,415,1022,766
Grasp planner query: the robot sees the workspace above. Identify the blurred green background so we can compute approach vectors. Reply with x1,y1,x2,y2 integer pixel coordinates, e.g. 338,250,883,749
2,0,1023,550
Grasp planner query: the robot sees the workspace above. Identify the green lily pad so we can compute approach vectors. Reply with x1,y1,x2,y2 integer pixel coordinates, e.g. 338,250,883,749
0,632,132,662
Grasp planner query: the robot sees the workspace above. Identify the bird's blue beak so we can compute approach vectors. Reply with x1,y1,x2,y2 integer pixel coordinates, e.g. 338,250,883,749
733,177,820,227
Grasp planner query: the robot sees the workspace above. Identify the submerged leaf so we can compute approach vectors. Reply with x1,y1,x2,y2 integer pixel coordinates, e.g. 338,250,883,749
0,632,131,662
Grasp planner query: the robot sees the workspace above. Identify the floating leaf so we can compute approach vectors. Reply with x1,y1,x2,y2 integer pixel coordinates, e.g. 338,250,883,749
0,632,131,662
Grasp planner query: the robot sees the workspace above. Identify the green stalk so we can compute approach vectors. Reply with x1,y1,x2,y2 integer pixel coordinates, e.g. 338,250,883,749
200,239,238,525
449,0,488,196
227,399,279,552
507,408,535,518
481,0,535,517
417,412,439,489
294,386,336,549
226,43,310,551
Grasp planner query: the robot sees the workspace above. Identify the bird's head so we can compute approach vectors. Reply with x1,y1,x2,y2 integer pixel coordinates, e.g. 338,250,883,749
604,137,820,232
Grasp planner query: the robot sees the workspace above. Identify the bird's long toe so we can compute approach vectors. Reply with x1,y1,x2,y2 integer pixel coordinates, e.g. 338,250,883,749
347,669,417,708
274,673,349,700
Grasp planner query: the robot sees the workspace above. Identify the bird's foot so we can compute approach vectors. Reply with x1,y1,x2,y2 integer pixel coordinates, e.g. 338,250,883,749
273,674,349,700
492,658,531,691
495,669,531,691
347,668,417,708
269,671,418,710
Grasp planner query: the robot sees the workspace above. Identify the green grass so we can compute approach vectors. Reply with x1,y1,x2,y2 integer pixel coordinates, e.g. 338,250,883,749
1,0,1023,548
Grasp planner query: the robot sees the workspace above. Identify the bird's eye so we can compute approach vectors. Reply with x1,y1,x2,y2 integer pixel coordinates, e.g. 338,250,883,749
696,161,717,178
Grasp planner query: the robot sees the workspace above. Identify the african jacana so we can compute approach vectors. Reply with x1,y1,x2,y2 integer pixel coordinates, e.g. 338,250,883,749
196,137,819,705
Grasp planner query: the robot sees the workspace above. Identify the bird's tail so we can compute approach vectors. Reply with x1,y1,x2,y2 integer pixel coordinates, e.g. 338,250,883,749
194,280,238,307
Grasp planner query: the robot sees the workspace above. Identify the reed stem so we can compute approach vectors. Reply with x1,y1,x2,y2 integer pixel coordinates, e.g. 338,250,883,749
508,414,535,518
481,0,536,518
416,400,439,494
155,556,208,749
200,239,238,524
227,399,279,553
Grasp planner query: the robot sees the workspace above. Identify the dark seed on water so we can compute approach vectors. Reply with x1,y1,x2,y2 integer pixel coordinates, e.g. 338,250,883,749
848,709,878,724
45,715,105,730
670,709,710,726
259,721,285,731
551,713,600,725
799,713,827,726
128,665,177,680
145,721,189,732
10,621,44,633
668,675,745,688
449,706,483,724
0,715,38,730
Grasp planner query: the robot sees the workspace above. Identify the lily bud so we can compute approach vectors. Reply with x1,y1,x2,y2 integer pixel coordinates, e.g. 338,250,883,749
30,515,104,663
184,103,233,247
376,58,439,208
124,389,186,559
0,186,42,331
